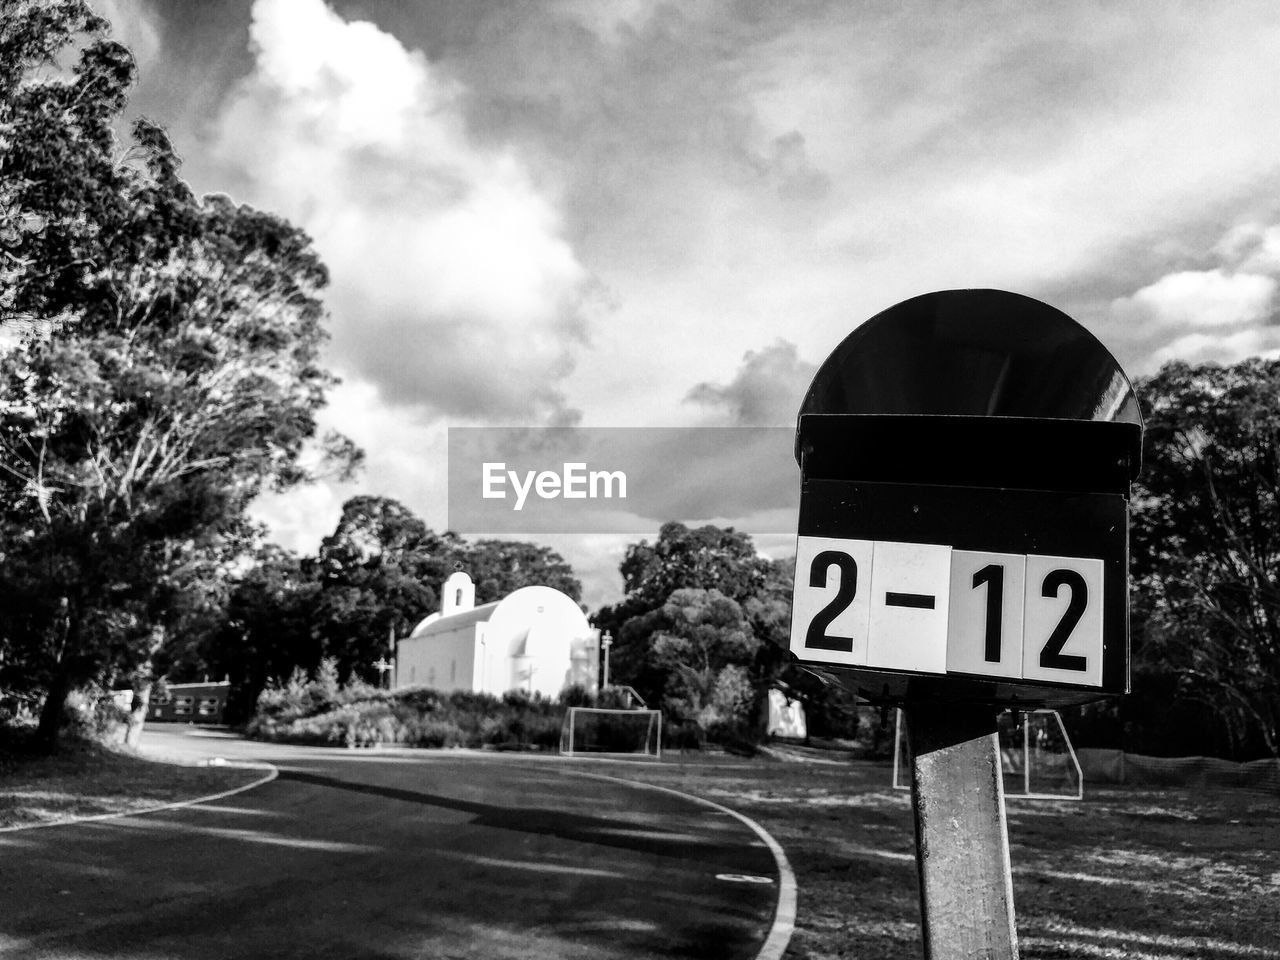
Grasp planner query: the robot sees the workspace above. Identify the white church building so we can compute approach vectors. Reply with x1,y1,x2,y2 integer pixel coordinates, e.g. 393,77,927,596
395,572,600,699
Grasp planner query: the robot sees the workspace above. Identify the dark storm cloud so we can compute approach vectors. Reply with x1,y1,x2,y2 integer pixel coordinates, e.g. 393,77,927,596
686,339,817,426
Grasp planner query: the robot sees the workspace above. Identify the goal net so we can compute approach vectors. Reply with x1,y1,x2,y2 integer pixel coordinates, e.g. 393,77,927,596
893,708,1083,799
560,707,663,759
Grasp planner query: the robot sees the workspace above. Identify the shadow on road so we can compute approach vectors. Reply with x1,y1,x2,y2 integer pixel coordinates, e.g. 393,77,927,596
275,767,771,873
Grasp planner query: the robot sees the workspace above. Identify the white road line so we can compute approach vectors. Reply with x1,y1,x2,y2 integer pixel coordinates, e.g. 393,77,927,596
0,762,279,833
569,769,797,960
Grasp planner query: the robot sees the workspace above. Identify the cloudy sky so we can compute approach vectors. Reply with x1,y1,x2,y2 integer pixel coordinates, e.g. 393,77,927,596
102,0,1280,606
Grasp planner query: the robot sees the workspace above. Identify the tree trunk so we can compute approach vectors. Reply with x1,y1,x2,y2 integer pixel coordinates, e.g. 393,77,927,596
755,683,772,743
36,598,79,751
124,629,168,749
124,681,152,749
35,666,70,752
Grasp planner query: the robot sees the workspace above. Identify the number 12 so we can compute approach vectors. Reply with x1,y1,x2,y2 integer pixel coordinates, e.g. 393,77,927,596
971,562,1090,672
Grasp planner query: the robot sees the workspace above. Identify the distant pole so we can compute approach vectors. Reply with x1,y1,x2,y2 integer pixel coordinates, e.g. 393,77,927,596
906,701,1018,959
1023,714,1031,797
601,632,613,690
388,623,397,689
373,657,394,689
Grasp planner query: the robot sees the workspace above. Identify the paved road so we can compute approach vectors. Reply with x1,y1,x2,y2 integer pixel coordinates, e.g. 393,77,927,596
0,728,782,959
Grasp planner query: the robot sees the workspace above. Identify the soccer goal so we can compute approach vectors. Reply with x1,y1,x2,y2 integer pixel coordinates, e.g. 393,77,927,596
892,708,1083,800
560,707,663,759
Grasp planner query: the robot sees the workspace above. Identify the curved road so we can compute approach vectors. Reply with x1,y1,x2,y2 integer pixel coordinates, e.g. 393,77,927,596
0,728,783,959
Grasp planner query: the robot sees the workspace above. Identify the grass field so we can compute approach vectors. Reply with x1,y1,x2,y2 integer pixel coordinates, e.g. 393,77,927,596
0,735,267,830
596,754,1280,960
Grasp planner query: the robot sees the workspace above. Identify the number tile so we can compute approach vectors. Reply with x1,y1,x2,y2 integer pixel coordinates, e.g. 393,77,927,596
946,551,1026,679
1022,554,1104,687
865,541,951,674
790,536,874,667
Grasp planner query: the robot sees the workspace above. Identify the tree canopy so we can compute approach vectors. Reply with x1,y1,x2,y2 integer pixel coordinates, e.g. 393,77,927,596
629,588,759,732
0,2,357,744
310,496,459,681
1125,359,1280,758
595,522,803,741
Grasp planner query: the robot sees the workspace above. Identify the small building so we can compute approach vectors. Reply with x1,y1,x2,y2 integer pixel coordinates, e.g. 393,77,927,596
395,572,598,699
767,689,808,739
114,680,231,723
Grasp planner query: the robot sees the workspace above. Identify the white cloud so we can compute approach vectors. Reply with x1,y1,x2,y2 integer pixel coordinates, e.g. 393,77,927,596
249,481,348,557
1111,269,1277,332
548,0,667,42
1107,235,1280,375
248,376,450,554
210,0,593,423
1214,223,1280,275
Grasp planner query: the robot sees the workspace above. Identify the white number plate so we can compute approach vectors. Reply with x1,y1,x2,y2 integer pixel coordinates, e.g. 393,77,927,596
791,537,1104,686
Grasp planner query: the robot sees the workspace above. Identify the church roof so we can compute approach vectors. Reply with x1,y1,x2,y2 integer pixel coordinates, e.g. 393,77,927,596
407,600,500,640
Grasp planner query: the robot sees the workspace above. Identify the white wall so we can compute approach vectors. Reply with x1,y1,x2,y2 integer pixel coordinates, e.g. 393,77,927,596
482,587,596,699
397,620,476,692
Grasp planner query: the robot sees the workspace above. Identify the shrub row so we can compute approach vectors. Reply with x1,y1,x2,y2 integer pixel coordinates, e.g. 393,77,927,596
245,664,571,750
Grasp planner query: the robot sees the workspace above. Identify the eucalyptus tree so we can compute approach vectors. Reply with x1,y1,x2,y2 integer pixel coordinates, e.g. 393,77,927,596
0,3,358,745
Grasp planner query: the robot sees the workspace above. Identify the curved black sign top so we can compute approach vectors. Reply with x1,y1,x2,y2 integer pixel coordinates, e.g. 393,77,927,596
797,288,1141,443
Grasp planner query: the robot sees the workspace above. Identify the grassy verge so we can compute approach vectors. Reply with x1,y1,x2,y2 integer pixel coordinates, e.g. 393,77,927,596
0,733,268,830
587,754,1280,960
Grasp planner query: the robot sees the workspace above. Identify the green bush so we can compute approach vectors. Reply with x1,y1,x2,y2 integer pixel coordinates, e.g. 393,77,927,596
446,690,500,716
64,689,128,745
479,715,510,746
526,712,562,749
396,687,441,713
559,683,594,707
665,718,706,751
405,717,467,748
247,672,577,751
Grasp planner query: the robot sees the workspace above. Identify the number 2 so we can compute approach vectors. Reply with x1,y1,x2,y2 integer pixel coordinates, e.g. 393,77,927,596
1039,569,1088,671
805,551,857,652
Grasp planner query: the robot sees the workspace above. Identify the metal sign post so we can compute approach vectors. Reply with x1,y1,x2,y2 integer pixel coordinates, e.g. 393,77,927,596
907,702,1016,958
787,290,1143,959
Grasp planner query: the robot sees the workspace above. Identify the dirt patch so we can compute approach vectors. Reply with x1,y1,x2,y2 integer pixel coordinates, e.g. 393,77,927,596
587,755,1280,959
